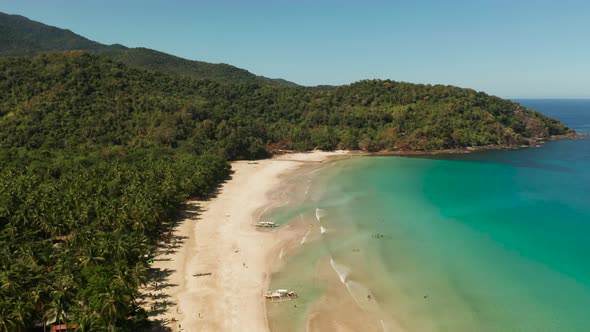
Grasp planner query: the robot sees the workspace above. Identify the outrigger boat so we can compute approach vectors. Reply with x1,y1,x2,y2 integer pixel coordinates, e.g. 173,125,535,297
265,289,298,302
255,221,278,228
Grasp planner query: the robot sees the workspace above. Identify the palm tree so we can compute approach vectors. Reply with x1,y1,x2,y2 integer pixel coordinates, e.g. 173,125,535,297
98,290,130,332
44,276,74,330
78,247,105,268
0,270,18,297
9,299,32,332
0,304,17,332
130,262,148,290
44,295,65,330
74,315,103,332
109,234,129,262
3,223,18,238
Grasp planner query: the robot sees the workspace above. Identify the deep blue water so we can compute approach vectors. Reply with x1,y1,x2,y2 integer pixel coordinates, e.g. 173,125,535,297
517,99,590,134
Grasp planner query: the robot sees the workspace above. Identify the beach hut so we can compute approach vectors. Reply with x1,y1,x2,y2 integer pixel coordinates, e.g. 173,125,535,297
50,324,78,332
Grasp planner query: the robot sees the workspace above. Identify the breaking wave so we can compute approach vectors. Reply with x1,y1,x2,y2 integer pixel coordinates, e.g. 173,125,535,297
315,208,326,222
330,258,362,307
301,228,311,244
330,257,350,283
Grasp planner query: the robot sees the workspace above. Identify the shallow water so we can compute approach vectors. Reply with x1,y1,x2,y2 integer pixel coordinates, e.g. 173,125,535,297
268,100,590,331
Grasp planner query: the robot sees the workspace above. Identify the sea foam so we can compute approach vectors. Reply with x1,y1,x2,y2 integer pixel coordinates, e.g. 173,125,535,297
330,258,363,307
330,257,349,283
301,228,311,244
315,208,326,222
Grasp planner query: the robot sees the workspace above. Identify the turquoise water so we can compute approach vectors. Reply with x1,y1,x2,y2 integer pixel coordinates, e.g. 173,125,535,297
268,100,590,331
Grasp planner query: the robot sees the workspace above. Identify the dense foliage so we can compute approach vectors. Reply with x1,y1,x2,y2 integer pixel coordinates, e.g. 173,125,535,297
0,149,229,331
0,12,295,87
100,47,298,87
0,53,571,155
0,52,572,330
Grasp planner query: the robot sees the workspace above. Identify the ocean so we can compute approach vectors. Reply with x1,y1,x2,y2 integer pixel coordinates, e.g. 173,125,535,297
266,99,590,331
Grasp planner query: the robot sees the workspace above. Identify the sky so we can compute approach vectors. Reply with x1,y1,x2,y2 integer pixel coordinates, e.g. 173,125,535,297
1,0,589,98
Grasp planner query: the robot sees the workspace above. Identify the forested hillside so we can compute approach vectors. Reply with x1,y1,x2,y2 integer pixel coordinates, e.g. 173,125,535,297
0,52,573,331
0,11,296,87
0,12,102,55
0,53,571,156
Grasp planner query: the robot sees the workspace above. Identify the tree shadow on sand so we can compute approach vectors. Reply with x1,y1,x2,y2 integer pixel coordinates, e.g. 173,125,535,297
142,173,233,330
147,319,173,332
141,201,210,329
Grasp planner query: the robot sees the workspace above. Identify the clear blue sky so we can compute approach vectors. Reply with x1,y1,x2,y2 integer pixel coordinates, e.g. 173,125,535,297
1,0,589,98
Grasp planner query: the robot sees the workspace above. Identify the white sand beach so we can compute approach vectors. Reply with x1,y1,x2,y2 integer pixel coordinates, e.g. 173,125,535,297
141,151,348,332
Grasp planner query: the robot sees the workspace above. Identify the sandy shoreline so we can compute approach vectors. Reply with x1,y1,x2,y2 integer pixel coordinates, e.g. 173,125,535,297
141,151,349,332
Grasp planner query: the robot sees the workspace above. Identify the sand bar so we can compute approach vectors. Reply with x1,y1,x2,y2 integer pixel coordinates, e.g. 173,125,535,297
141,151,348,332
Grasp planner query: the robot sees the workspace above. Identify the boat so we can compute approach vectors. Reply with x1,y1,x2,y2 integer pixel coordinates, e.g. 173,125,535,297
255,221,278,228
265,289,298,302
